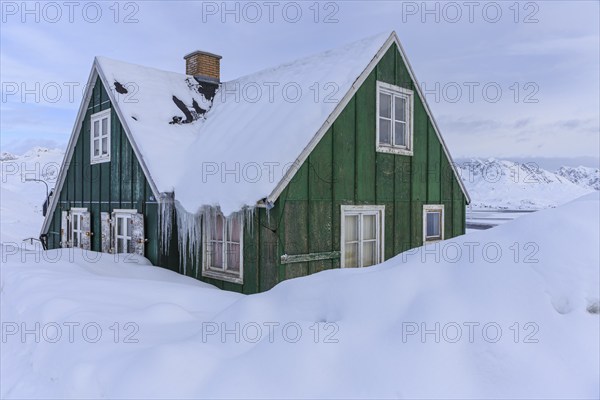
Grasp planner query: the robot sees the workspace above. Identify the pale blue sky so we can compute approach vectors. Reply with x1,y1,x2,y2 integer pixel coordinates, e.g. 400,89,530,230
1,1,599,162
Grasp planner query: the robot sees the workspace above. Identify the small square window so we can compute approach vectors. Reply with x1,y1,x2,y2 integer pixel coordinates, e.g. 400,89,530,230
423,205,444,243
90,109,111,164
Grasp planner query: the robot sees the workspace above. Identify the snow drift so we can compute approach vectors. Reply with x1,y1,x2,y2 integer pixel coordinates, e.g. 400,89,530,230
1,193,598,399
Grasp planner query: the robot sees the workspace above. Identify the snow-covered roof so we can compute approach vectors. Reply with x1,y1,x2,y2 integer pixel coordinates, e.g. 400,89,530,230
96,32,391,215
45,31,469,223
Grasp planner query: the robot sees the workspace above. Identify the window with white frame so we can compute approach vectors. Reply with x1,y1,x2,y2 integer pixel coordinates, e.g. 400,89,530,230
203,212,243,283
423,205,444,243
341,205,385,268
70,208,86,248
61,207,90,249
90,109,111,164
376,81,414,155
113,210,134,253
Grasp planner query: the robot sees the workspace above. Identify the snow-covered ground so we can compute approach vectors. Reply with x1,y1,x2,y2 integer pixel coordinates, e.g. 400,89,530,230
1,193,598,399
1,147,64,245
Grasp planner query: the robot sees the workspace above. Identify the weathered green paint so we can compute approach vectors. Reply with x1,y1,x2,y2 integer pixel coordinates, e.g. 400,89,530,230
281,251,341,264
46,42,467,295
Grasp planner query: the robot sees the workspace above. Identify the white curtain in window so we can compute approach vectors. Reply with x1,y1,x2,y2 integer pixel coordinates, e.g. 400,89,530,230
226,217,241,272
362,214,376,266
427,212,440,237
379,92,392,145
344,215,359,268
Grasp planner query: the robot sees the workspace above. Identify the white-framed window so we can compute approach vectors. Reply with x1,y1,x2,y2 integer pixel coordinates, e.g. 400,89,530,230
423,205,444,243
90,109,111,164
100,210,145,255
113,209,136,253
341,205,385,268
202,212,243,284
376,81,414,156
70,208,86,248
61,208,91,249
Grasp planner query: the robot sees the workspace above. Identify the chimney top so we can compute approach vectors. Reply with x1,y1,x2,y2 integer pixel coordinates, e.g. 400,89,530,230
183,50,222,61
184,50,222,83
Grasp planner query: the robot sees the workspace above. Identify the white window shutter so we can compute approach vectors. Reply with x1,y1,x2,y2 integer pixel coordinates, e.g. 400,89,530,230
61,210,69,248
81,211,92,250
101,212,112,253
131,213,145,256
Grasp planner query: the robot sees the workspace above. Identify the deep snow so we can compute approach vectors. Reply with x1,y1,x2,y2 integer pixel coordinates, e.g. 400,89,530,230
1,193,598,399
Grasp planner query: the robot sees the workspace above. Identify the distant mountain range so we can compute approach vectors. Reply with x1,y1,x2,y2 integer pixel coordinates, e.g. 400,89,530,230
556,165,600,191
456,159,598,209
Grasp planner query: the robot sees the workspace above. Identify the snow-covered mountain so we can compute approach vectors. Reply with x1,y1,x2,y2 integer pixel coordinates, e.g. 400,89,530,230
556,165,600,191
0,147,64,244
457,159,596,209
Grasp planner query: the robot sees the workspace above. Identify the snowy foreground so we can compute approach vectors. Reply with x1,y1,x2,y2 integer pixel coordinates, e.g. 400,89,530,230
2,194,599,399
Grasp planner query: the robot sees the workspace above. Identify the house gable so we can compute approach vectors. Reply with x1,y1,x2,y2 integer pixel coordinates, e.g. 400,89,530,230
265,32,470,207
261,40,467,286
43,75,167,266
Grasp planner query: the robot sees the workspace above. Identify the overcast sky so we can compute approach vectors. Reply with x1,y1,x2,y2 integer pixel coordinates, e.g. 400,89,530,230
1,1,599,163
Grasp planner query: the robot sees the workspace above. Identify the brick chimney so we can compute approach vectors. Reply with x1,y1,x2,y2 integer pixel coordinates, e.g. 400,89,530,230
184,50,222,83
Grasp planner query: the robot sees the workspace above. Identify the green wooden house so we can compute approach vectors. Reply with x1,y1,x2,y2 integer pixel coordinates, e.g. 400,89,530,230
41,32,470,294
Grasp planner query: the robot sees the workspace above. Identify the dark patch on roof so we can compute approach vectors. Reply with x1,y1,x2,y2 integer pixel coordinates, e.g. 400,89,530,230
169,116,183,125
186,77,218,102
169,80,217,125
131,116,138,121
114,81,128,94
192,99,206,115
171,95,194,124
170,96,207,125
198,81,218,101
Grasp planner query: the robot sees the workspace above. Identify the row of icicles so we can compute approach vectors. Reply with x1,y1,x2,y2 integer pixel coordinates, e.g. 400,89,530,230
158,193,258,275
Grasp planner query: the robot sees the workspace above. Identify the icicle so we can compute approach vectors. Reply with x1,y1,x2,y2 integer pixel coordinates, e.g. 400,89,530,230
175,202,202,276
158,192,175,253
170,201,258,276
243,206,256,236
266,206,272,225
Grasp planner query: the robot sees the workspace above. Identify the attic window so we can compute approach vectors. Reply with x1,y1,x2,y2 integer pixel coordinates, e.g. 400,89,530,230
376,81,414,156
90,109,111,164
